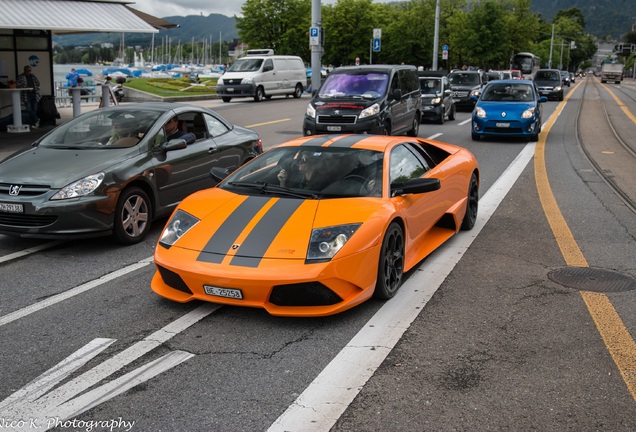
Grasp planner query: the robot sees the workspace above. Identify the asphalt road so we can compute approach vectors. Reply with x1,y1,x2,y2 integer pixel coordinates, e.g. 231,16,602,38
0,77,635,432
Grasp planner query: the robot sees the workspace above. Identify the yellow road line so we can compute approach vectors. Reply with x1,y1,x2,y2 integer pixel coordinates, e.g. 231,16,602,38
535,82,636,401
246,118,291,128
599,82,636,123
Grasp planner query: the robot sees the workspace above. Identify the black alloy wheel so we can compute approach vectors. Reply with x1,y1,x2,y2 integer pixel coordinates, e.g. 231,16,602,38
460,173,479,230
374,222,405,299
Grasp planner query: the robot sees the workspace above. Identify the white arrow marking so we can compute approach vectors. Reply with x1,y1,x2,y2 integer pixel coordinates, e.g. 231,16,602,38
0,303,219,430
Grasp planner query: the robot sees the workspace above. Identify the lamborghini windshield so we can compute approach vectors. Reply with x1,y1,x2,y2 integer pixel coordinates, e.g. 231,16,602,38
221,146,384,198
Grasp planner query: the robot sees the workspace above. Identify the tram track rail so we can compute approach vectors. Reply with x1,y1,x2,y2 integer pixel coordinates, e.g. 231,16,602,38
575,77,636,214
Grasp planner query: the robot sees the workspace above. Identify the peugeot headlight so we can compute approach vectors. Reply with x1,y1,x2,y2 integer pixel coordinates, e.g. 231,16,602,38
359,103,380,119
475,107,487,118
306,103,316,118
522,107,535,119
159,209,200,247
51,173,104,200
307,224,361,262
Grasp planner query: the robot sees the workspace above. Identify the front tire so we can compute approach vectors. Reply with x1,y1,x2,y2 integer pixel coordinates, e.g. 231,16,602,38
254,86,265,102
461,173,478,230
374,222,405,300
222,96,231,103
113,187,152,245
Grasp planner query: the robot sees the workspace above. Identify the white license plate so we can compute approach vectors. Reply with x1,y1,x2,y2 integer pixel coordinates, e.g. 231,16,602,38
227,88,234,92
327,126,341,132
496,122,510,128
0,202,23,213
204,285,243,299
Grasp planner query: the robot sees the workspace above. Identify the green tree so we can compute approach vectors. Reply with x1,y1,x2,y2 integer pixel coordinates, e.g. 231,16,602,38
321,0,387,66
236,0,312,61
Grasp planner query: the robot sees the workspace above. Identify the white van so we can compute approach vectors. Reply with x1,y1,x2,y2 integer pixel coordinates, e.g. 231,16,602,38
216,49,307,102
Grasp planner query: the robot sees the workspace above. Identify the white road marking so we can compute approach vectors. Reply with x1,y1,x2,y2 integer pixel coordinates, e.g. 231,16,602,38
426,132,443,140
460,118,472,125
268,142,537,432
0,304,219,431
0,257,154,328
0,241,64,264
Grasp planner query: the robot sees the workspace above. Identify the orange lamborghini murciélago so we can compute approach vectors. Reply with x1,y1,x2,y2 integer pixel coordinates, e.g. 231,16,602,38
151,134,479,317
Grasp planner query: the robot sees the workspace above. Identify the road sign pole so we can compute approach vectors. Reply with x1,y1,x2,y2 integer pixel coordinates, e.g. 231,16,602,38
310,0,322,91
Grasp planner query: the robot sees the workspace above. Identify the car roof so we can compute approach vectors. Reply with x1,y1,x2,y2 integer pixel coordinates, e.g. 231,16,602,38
485,79,533,85
274,134,458,154
331,64,416,73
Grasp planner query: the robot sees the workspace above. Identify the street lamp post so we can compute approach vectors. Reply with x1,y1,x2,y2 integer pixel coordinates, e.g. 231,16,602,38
432,0,440,71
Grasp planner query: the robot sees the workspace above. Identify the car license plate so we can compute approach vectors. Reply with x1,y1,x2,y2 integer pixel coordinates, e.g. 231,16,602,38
496,122,510,128
204,285,243,299
0,202,23,213
227,87,234,92
327,126,341,132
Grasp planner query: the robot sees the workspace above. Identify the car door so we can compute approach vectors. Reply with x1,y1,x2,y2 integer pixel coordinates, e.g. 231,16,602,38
388,72,407,133
261,58,277,95
200,112,246,174
151,111,220,208
389,143,443,246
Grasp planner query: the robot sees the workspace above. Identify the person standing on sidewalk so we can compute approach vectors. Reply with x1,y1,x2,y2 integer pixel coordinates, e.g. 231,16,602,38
16,65,41,129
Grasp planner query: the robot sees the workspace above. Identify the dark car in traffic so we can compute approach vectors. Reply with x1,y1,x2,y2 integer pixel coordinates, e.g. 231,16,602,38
533,69,564,101
418,73,456,124
302,64,422,137
448,70,487,110
0,102,262,244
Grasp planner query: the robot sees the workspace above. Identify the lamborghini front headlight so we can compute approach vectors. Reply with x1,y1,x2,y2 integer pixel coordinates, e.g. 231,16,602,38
306,223,361,263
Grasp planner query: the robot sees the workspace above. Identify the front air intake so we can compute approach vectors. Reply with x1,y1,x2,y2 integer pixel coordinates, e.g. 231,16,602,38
269,282,342,306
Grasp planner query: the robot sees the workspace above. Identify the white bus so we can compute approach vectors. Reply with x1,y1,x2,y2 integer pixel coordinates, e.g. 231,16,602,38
511,52,541,79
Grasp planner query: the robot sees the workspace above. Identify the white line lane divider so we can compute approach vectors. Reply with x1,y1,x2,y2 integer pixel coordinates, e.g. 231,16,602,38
268,142,537,432
0,304,220,431
0,241,64,264
0,257,154,328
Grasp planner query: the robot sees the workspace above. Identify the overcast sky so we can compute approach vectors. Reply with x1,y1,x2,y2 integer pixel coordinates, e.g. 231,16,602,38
129,0,393,19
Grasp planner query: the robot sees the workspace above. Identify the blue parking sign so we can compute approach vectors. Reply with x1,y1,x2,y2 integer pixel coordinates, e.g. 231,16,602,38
310,27,319,38
373,38,381,52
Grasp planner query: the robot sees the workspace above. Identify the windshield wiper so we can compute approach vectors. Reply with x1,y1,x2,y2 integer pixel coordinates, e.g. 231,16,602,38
227,181,318,199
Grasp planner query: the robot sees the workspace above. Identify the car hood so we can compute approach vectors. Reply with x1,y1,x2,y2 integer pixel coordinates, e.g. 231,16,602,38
0,146,138,187
170,188,386,262
476,101,536,116
534,80,560,87
312,99,378,112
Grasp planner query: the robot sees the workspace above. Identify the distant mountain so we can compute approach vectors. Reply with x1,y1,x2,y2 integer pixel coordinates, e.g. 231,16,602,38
53,14,238,47
532,0,633,39
53,1,632,48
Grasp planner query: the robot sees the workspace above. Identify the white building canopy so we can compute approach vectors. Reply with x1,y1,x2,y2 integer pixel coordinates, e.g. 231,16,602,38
0,0,177,34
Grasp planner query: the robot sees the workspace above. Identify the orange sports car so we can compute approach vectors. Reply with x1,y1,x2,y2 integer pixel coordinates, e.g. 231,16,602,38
151,134,479,317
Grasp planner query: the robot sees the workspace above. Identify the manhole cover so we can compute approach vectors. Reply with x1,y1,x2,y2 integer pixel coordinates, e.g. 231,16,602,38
548,267,636,293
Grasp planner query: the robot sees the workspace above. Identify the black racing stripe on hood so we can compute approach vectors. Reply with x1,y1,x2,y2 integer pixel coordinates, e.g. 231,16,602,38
300,135,340,147
197,196,271,264
230,198,305,268
328,135,369,148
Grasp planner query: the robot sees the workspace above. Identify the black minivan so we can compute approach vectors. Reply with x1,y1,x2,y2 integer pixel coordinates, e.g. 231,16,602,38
302,65,421,136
